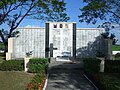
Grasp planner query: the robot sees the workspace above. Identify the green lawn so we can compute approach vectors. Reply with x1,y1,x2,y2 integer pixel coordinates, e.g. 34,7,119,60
98,73,120,90
0,53,5,63
100,73,120,83
112,45,120,51
0,43,5,49
0,71,34,90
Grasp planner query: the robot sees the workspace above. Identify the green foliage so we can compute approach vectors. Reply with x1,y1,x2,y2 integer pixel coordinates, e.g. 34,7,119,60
96,51,104,57
112,45,120,51
0,0,69,52
83,58,101,73
0,52,5,57
105,60,120,73
115,53,120,57
0,60,24,71
27,58,48,90
87,73,120,90
0,71,34,90
114,53,120,60
84,58,120,90
28,58,48,73
30,73,45,90
79,0,120,24
0,42,5,49
101,32,116,39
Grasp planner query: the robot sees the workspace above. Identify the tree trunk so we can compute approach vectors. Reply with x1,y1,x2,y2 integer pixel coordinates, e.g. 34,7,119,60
0,30,8,52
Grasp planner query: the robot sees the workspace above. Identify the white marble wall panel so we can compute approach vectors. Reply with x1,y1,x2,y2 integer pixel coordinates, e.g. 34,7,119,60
12,27,45,59
76,28,104,58
10,26,104,59
49,22,73,57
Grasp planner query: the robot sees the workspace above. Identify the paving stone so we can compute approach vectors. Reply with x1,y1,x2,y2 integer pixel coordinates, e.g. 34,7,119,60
46,60,96,90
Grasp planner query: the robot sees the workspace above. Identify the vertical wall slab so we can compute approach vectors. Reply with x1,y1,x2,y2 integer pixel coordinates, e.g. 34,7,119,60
6,38,14,60
8,38,14,53
24,57,30,72
73,23,76,58
104,39,113,60
45,22,76,58
45,23,50,58
8,27,45,59
76,28,104,58
6,22,104,59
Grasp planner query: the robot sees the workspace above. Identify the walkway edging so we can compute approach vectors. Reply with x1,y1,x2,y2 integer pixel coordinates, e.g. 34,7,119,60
43,73,49,90
83,74,99,90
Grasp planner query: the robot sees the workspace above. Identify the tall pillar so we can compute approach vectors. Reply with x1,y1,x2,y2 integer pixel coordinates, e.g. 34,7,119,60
45,23,49,58
6,38,14,60
72,23,76,58
104,39,113,60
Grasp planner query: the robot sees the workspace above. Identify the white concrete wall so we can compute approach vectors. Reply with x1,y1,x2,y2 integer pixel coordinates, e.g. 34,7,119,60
49,22,74,57
6,24,104,59
12,27,45,59
76,28,104,58
112,51,120,55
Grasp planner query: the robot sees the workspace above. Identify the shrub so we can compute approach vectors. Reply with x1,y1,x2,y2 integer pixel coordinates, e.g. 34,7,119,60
105,60,120,73
83,58,101,73
31,73,45,89
87,73,120,90
0,60,24,71
84,59,120,90
114,53,120,60
27,72,46,90
28,58,48,73
96,51,105,57
114,53,120,57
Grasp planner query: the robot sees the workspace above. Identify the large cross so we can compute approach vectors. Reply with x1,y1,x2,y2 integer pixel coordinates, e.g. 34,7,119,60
50,43,57,57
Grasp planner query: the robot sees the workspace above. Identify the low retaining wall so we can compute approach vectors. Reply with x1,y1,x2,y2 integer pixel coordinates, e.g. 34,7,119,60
112,51,120,55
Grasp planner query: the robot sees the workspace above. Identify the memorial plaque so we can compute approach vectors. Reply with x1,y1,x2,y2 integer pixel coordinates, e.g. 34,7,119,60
48,22,75,58
6,22,104,60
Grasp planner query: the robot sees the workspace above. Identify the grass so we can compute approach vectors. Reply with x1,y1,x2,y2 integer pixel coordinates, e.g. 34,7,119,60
84,59,120,89
0,71,34,90
98,73,120,90
100,73,120,83
0,53,5,63
112,45,120,51
86,72,120,90
0,42,5,49
114,57,120,60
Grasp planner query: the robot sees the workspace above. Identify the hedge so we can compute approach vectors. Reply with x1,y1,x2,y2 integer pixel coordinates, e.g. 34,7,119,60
27,72,46,90
28,58,48,73
86,73,120,90
0,60,24,71
83,58,101,73
105,60,120,73
27,58,48,90
84,59,120,90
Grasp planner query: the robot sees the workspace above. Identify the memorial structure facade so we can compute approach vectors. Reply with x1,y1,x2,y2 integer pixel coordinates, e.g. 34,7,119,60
6,22,104,60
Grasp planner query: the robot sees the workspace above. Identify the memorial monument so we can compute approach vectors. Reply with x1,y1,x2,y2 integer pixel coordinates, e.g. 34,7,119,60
6,22,104,60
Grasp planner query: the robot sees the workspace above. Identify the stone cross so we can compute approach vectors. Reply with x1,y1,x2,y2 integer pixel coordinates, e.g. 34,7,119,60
50,43,57,57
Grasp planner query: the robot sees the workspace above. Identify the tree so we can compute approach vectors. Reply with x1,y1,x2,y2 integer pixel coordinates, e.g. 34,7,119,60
0,0,70,52
79,0,120,45
79,0,120,25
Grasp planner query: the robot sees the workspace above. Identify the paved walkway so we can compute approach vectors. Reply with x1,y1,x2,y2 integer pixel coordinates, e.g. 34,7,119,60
46,61,96,90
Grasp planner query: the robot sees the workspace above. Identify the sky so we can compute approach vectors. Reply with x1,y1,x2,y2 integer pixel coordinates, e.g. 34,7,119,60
19,0,120,44
19,0,101,28
1,0,120,43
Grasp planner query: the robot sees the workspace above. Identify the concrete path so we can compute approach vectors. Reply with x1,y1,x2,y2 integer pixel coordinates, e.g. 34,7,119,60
45,61,96,90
